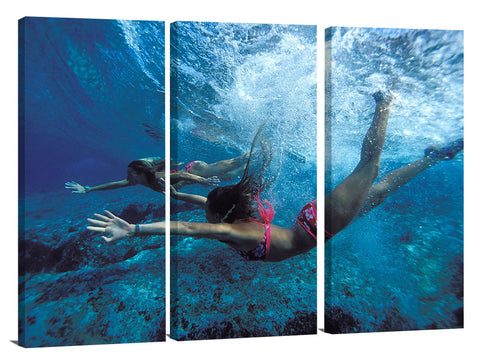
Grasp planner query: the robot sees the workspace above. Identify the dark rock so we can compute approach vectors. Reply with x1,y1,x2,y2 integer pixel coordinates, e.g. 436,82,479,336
453,307,463,328
325,306,361,334
282,311,317,335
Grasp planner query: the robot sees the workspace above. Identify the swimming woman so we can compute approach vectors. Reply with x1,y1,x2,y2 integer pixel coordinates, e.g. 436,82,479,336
65,153,249,194
87,91,463,261
87,124,318,262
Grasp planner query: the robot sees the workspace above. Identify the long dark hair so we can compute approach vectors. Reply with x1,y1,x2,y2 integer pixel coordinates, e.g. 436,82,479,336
127,158,165,188
205,123,273,223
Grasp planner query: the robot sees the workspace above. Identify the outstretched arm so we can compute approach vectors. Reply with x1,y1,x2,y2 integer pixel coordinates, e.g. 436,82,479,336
87,210,250,245
170,172,220,187
65,180,131,194
156,179,207,206
170,185,207,206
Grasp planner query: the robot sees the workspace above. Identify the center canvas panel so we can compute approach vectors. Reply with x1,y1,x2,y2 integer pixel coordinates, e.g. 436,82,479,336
170,21,318,340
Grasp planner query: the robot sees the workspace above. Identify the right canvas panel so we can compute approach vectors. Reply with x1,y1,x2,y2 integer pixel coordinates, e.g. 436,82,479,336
325,27,464,333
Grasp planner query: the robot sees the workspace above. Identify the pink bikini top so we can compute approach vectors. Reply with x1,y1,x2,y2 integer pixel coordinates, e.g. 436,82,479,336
238,191,275,261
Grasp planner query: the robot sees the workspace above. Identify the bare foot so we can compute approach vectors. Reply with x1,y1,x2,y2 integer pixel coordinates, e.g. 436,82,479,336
373,90,394,106
424,138,464,160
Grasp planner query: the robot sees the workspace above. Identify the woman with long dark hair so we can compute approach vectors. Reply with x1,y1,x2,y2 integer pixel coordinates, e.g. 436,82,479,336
88,121,318,262
87,91,462,261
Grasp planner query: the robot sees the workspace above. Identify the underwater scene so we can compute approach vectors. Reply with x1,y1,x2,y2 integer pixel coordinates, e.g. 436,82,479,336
325,27,463,333
18,17,166,346
170,22,317,340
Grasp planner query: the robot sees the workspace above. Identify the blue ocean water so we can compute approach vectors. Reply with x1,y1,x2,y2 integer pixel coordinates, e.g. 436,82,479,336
170,22,317,339
19,18,165,346
325,27,463,332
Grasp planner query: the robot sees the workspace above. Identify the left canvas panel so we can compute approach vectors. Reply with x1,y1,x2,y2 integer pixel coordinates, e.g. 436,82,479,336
18,17,166,347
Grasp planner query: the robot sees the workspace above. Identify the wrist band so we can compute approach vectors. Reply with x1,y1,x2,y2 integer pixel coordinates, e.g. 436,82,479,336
84,185,90,192
135,224,140,235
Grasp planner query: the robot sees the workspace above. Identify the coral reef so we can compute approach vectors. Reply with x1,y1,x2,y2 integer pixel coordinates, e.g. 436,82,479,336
19,188,166,347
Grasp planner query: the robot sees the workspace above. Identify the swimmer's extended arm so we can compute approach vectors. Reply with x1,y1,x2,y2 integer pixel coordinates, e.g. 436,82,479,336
87,210,256,247
162,221,263,250
171,172,220,187
88,210,166,242
155,179,207,206
169,186,207,206
65,180,131,194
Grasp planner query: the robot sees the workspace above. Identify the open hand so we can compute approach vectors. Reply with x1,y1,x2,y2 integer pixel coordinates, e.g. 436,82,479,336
205,176,220,187
65,181,87,194
87,210,134,242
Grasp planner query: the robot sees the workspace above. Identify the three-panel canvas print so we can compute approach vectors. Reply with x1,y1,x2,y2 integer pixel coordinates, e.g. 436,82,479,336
18,17,463,347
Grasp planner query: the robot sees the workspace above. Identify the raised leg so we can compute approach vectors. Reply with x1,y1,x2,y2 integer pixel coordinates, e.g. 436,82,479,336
325,91,393,237
358,138,464,216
